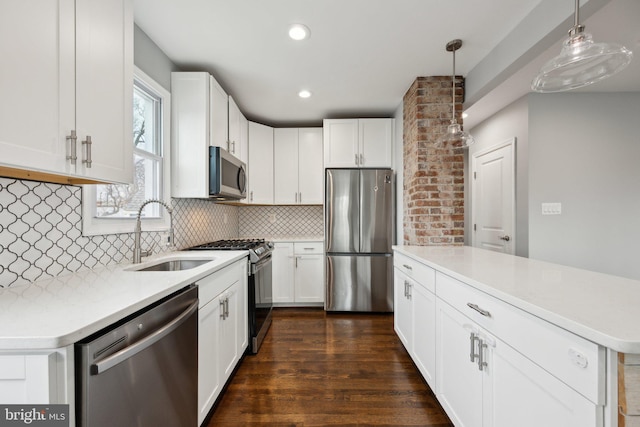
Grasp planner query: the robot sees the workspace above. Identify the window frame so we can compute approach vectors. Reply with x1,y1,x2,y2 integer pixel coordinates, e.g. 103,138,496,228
82,66,171,236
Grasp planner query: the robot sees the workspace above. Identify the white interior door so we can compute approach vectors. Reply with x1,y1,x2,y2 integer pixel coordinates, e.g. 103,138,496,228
472,139,515,254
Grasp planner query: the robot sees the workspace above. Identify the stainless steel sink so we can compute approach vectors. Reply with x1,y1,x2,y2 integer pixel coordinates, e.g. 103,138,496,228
130,258,214,272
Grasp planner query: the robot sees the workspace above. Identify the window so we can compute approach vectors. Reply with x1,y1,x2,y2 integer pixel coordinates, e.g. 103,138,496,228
82,67,171,236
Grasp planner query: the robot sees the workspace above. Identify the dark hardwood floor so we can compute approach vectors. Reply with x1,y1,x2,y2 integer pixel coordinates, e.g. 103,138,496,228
207,308,453,426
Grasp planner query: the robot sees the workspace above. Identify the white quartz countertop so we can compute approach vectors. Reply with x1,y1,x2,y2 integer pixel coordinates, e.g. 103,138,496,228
0,251,247,350
393,245,640,353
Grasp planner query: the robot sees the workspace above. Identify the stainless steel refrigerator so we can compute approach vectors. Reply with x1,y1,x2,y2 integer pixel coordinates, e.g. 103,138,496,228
325,168,394,312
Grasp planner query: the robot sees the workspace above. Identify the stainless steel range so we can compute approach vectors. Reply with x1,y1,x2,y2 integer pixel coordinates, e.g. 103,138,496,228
187,239,273,353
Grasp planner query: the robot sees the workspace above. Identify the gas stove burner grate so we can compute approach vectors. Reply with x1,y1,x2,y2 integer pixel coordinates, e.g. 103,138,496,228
189,238,267,251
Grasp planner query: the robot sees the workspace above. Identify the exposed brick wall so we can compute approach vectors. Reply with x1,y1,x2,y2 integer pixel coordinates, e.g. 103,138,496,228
403,76,465,246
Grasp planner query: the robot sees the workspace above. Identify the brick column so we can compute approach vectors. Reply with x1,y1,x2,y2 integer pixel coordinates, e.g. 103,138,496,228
402,76,465,246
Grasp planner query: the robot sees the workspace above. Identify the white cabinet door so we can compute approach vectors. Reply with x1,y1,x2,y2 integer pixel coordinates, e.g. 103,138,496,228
228,96,244,161
0,0,75,176
75,0,133,183
236,268,248,354
171,72,211,198
219,286,239,381
210,76,229,150
274,128,299,204
247,121,274,204
294,254,324,303
359,118,393,168
411,280,436,390
0,0,133,184
297,128,323,204
436,299,483,427
323,119,359,168
272,243,295,303
487,336,599,427
393,269,412,350
239,110,249,166
198,297,221,426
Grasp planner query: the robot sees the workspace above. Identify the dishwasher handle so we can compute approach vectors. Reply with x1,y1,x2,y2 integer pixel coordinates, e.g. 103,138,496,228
91,300,198,375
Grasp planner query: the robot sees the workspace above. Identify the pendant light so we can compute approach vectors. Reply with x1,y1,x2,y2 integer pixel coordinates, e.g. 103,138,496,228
531,0,632,93
438,39,475,148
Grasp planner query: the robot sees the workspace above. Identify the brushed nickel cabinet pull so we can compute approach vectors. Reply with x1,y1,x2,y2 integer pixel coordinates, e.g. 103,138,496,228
66,130,77,164
467,303,491,318
82,135,92,168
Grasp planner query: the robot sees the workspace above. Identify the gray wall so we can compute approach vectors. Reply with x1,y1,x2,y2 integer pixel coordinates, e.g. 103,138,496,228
134,25,181,90
467,96,529,257
528,92,640,280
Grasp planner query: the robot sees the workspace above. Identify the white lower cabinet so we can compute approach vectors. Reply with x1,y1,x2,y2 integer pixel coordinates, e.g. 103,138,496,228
197,258,248,425
0,348,73,404
272,241,324,305
435,299,483,427
436,298,598,427
0,347,75,424
393,265,436,389
394,250,605,427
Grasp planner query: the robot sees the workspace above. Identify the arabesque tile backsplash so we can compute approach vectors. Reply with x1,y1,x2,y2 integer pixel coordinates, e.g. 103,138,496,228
239,205,323,239
0,177,238,288
0,177,324,288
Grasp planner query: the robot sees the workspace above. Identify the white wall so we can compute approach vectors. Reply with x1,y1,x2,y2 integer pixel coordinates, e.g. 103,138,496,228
393,102,404,244
467,96,530,257
528,92,640,280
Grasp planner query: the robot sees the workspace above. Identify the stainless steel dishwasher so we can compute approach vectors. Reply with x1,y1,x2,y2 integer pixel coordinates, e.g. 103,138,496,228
76,285,198,427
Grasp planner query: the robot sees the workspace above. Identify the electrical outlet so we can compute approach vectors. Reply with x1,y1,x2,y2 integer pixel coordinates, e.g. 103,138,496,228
269,213,277,224
160,231,172,246
223,213,228,224
541,202,562,215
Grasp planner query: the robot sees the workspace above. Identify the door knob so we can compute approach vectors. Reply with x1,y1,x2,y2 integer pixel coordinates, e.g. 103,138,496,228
499,235,511,242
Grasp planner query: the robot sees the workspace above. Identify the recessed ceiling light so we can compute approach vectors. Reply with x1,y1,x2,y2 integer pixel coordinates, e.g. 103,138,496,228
289,24,310,41
462,112,468,119
298,90,312,98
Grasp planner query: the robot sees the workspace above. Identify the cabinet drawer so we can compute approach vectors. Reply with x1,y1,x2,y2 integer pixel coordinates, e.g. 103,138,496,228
293,241,323,254
436,271,604,405
198,259,246,307
394,252,435,293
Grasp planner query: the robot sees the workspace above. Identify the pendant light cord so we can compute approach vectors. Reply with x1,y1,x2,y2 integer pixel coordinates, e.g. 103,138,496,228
569,0,585,38
451,46,456,125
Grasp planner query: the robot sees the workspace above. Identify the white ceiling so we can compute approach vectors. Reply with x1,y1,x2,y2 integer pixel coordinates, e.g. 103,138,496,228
133,0,640,128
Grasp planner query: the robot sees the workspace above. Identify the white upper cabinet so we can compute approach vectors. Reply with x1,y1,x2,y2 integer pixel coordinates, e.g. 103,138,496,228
210,77,229,151
274,128,323,205
171,72,234,198
323,119,359,168
274,128,299,204
0,0,133,184
247,121,274,204
297,128,324,204
359,118,393,168
228,96,247,164
323,118,393,168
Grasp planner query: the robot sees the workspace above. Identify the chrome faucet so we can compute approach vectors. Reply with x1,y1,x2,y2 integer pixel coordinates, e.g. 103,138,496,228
133,199,174,264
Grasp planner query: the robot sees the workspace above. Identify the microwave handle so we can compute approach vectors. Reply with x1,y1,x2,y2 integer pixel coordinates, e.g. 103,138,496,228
238,165,247,194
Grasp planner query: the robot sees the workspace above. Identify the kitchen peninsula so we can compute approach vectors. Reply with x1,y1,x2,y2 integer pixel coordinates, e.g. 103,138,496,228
394,245,640,427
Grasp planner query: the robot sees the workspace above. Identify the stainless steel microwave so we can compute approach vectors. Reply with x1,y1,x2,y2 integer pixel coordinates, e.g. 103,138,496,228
209,146,247,200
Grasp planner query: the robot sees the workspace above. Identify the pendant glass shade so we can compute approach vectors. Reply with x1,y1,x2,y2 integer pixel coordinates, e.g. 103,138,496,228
531,0,633,93
532,32,633,92
441,122,475,148
436,39,474,149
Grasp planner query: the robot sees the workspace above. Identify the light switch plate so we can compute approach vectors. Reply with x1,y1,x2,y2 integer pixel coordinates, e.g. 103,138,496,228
541,202,562,215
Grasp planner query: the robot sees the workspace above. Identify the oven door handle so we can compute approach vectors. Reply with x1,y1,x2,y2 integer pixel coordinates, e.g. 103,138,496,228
251,253,272,274
90,300,198,375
